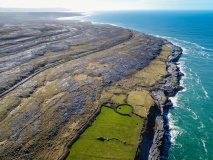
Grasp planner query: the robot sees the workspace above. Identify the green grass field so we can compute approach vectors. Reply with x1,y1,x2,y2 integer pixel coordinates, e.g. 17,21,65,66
116,104,132,115
66,106,143,160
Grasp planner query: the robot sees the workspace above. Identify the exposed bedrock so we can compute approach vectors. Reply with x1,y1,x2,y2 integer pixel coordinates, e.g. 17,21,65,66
0,21,168,160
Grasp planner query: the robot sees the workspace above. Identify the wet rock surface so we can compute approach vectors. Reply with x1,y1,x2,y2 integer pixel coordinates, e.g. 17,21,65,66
0,21,171,160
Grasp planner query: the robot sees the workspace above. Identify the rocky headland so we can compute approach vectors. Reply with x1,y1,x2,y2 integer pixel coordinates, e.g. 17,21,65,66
0,20,182,160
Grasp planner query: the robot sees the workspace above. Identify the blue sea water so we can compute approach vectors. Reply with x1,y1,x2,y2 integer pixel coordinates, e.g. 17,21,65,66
82,11,213,160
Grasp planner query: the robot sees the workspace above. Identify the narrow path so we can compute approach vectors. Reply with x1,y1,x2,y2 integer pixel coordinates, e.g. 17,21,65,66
0,30,134,98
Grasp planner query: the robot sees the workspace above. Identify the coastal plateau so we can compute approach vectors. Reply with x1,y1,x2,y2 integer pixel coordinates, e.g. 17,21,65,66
0,20,182,160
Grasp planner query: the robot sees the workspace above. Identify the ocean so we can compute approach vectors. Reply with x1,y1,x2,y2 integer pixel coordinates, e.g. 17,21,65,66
81,11,213,160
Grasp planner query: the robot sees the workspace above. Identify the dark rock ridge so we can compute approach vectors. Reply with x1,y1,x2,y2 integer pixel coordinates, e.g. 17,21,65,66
0,21,169,160
135,43,183,160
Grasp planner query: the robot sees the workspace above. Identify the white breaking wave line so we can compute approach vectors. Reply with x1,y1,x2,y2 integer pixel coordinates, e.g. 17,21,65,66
201,139,208,154
202,86,210,99
191,111,198,120
193,70,210,100
168,113,184,144
198,122,204,129
153,34,213,52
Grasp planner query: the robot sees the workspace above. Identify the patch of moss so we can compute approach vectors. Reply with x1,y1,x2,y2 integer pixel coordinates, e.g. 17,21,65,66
111,94,126,104
127,91,149,107
133,106,147,118
126,91,154,117
144,94,155,109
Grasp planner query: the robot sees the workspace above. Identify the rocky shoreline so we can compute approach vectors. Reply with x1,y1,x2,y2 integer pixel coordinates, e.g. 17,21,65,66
135,42,183,160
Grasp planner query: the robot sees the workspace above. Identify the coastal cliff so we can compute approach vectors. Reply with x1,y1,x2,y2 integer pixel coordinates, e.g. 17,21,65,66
135,44,183,160
0,21,182,160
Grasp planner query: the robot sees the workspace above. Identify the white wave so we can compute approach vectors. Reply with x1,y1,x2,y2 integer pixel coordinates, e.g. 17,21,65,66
172,143,183,149
194,70,210,100
186,107,199,120
200,51,209,57
205,132,210,140
181,47,188,53
191,111,198,120
168,36,213,52
209,118,213,123
196,76,201,84
198,122,205,129
170,96,179,107
153,35,213,58
196,44,213,52
168,113,184,144
170,130,180,144
185,65,210,100
201,85,210,99
201,139,208,154
196,95,202,100
177,61,187,92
